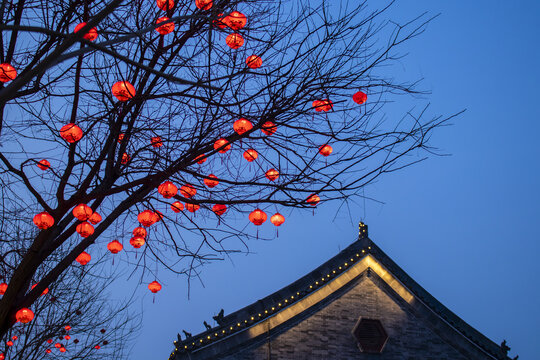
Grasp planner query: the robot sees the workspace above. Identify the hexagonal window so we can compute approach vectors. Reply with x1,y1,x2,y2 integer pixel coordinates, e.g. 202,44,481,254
352,318,388,353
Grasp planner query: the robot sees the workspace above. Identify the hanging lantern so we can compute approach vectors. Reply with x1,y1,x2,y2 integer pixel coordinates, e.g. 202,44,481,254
133,227,147,238
72,203,92,221
195,154,207,164
0,63,17,83
261,121,277,136
107,240,123,254
312,99,333,112
15,308,34,323
0,283,7,295
130,237,145,249
306,193,320,206
158,181,178,199
112,81,136,102
214,13,227,29
118,133,125,143
212,204,227,216
353,90,367,105
88,212,102,224
154,210,164,222
246,55,262,69
225,33,244,49
74,22,98,41
249,209,267,225
171,201,184,213
31,284,49,296
185,203,200,213
138,210,157,226
318,144,333,157
204,174,219,188
65,335,71,340
225,11,247,30
151,136,163,147
60,123,83,143
37,159,51,170
6,341,12,347
33,212,54,229
76,222,94,237
157,0,174,11
214,138,231,153
94,345,100,350
59,347,66,353
156,17,174,35
54,343,61,348
180,184,196,198
243,149,258,162
75,251,91,265
121,152,130,164
0,353,4,360
11,336,17,341
265,169,279,181
195,0,212,10
233,118,253,135
148,281,162,293
45,350,51,354
65,325,71,331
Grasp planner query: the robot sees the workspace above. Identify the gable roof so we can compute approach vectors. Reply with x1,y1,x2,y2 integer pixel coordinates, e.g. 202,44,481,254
169,223,510,360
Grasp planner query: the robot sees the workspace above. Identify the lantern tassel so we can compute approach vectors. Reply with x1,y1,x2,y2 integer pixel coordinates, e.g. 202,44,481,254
153,294,155,304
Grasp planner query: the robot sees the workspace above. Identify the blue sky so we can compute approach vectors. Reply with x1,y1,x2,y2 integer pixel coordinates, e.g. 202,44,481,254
128,1,539,359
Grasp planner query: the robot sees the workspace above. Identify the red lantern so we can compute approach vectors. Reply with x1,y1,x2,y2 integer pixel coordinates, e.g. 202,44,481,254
249,209,267,225
148,281,162,293
312,99,332,112
265,169,279,181
60,123,83,143
121,152,130,164
225,33,244,49
353,91,367,105
214,138,231,153
15,308,34,323
0,353,4,360
47,339,53,344
318,144,333,157
31,284,49,296
11,336,17,341
65,335,71,340
37,159,50,170
76,222,94,237
133,227,147,238
88,212,102,224
204,174,219,188
158,181,178,199
261,121,277,136
75,251,91,265
130,237,145,249
243,149,258,162
60,347,66,353
171,201,184,213
151,136,163,147
112,81,136,102
33,212,54,230
306,193,320,206
138,210,157,227
0,63,17,83
225,11,247,30
233,118,253,135
212,204,227,216
156,17,174,35
74,22,98,41
65,325,72,331
107,240,123,254
94,345,100,350
54,343,61,348
195,154,207,164
72,204,92,221
0,283,7,295
246,55,262,69
180,184,196,198
214,13,227,29
6,341,12,347
157,0,174,11
195,0,212,10
185,203,200,213
118,133,125,143
45,350,51,354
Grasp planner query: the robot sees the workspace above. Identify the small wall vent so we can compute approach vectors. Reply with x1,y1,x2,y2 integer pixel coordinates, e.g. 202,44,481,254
352,318,388,353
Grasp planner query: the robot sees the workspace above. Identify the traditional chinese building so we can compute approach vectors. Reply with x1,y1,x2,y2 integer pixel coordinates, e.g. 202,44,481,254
170,223,512,360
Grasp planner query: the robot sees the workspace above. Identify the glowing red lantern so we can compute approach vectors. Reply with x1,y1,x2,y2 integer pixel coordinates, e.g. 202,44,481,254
37,159,50,170
225,11,247,30
60,123,83,143
148,281,162,293
15,308,34,323
0,353,4,360
312,99,332,112
0,63,17,83
243,149,258,162
75,251,91,265
138,210,157,227
54,343,61,348
118,133,125,143
353,91,367,105
233,118,253,135
31,284,49,296
65,335,71,340
74,22,98,41
204,174,219,188
180,184,196,198
195,0,212,10
171,201,184,213
65,325,71,331
246,55,262,69
319,144,333,157
133,227,147,238
112,81,136,102
130,237,145,249
214,13,227,29
33,212,54,230
195,154,207,164
11,336,17,341
47,339,53,344
45,350,51,354
261,121,277,136
88,212,102,224
94,345,100,350
249,209,267,225
156,17,174,35
121,152,130,164
72,204,92,221
225,33,244,49
158,181,178,199
0,283,7,295
306,193,320,206
151,136,163,147
185,203,200,213
214,138,231,153
265,169,279,181
76,222,94,237
157,0,174,11
60,347,66,352
107,240,123,254
212,204,227,216
6,341,12,347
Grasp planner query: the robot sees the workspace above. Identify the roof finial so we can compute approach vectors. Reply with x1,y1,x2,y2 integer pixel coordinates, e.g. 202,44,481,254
359,221,368,239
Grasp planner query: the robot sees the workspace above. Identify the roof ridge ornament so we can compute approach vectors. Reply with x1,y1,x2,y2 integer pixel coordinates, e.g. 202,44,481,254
359,221,368,239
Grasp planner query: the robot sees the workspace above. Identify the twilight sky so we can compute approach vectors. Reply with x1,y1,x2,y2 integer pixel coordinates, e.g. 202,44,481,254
126,1,540,359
